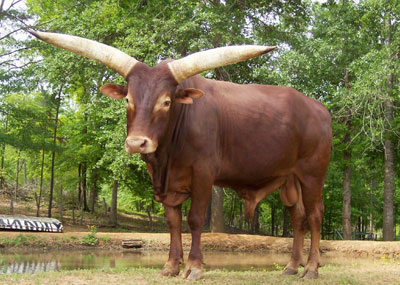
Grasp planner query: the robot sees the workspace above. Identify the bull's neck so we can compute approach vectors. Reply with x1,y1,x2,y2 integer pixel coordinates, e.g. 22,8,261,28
141,89,188,198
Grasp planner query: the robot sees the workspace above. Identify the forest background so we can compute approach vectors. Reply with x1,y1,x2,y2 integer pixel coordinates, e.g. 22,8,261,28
0,0,399,241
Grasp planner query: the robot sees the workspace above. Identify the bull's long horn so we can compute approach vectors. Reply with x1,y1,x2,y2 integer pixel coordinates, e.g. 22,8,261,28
28,30,138,78
167,45,276,83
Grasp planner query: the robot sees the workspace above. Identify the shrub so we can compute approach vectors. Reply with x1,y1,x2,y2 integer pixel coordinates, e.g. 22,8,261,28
82,225,99,246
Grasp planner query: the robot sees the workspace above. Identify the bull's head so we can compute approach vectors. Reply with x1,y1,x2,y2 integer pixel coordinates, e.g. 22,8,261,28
29,30,275,154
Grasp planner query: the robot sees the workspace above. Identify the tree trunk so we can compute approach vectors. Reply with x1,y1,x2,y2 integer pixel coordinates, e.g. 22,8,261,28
23,159,27,186
282,207,290,237
369,176,375,233
342,154,352,240
48,86,62,218
383,139,394,240
110,180,118,227
78,164,82,206
146,206,153,230
80,203,84,225
383,15,394,241
251,204,260,234
0,119,8,190
342,68,352,240
90,171,97,213
59,186,63,222
82,162,89,211
103,197,108,217
36,148,45,217
238,201,243,231
270,202,275,236
229,194,236,227
8,184,13,214
81,100,89,211
210,186,224,233
15,150,20,202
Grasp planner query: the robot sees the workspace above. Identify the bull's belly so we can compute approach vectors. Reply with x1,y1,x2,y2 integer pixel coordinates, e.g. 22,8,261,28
214,174,283,191
215,156,296,191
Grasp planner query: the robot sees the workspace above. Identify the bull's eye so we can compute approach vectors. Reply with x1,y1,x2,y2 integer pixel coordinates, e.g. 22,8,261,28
126,99,129,103
153,93,171,113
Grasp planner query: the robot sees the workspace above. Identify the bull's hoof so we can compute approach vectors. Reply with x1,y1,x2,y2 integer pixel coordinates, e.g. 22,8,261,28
160,265,179,277
282,267,298,275
181,267,203,280
300,269,318,279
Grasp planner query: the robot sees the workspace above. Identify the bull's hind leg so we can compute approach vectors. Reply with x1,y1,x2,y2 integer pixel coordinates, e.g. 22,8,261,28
298,175,325,279
282,176,307,276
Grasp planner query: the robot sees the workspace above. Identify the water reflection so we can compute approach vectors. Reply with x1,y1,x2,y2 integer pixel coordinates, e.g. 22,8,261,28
0,250,392,274
0,250,168,274
2,260,60,274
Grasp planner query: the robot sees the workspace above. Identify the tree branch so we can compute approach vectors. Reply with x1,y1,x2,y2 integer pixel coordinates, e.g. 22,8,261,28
0,46,31,58
6,0,23,12
0,27,23,41
1,60,42,70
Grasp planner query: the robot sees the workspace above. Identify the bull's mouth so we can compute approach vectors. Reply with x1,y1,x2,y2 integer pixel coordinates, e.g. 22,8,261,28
125,136,158,154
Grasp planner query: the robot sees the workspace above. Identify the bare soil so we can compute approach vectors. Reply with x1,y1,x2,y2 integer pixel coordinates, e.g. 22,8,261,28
1,200,399,257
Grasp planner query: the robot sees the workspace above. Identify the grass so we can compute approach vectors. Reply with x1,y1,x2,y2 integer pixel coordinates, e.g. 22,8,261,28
0,234,37,247
0,263,399,285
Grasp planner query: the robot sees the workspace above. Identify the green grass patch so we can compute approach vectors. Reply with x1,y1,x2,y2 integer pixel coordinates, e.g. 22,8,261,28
99,235,111,243
0,263,399,285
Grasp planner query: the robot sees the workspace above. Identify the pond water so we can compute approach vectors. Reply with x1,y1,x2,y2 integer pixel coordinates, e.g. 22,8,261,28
0,249,385,274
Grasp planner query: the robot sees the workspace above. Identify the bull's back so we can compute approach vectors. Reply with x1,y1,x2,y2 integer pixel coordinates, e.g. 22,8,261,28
203,79,330,186
180,77,331,187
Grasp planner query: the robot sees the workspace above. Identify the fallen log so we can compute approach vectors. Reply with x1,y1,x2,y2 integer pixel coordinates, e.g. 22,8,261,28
122,239,144,248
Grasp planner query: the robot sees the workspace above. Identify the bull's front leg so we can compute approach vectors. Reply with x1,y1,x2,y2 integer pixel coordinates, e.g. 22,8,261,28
161,205,183,276
181,182,212,280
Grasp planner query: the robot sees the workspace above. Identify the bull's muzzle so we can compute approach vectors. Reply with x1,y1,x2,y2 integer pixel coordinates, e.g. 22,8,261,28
125,136,157,154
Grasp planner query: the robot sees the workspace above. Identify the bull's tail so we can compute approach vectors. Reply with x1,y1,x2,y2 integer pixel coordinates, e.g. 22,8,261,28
294,176,305,217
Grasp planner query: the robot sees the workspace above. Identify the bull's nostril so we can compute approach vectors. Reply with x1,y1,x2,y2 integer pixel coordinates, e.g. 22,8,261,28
125,136,156,154
140,139,147,149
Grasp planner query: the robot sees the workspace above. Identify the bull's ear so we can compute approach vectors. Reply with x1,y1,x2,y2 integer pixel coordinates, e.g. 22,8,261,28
175,88,204,104
100,83,128,99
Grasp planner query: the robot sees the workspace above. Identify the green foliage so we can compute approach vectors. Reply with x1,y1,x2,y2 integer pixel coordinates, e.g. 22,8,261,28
0,234,34,247
100,235,111,243
0,0,399,239
81,225,99,246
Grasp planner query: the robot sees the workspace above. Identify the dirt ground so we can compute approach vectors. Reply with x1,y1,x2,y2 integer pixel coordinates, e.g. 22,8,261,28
1,229,400,258
1,200,399,257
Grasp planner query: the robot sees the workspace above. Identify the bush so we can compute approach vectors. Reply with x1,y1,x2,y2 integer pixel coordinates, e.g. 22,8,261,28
82,225,99,246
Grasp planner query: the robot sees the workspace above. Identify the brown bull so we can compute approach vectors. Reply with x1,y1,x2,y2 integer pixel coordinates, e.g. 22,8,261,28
29,30,332,280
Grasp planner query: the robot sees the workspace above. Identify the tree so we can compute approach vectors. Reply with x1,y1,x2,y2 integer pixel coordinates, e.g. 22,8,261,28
0,0,393,240
210,186,224,233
